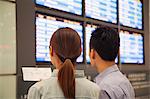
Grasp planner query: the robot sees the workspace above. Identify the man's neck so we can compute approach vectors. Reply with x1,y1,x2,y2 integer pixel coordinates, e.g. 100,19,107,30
97,61,115,73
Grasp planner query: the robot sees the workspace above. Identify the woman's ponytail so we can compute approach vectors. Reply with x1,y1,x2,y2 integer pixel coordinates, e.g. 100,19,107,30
50,28,81,99
58,59,75,99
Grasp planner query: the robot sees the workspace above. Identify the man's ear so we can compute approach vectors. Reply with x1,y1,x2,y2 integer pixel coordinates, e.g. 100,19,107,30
90,49,95,59
50,46,53,57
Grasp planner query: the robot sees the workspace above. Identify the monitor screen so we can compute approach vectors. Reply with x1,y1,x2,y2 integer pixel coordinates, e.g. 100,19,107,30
85,0,117,23
120,30,144,64
119,0,143,29
36,0,82,15
36,13,84,63
85,24,118,63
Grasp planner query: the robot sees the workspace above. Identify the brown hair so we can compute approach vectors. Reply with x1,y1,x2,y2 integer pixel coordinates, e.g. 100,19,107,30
50,27,81,98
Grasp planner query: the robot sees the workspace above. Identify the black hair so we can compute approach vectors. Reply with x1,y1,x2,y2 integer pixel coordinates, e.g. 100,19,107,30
90,25,120,61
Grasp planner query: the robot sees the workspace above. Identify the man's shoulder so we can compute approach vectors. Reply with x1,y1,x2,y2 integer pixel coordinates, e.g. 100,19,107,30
102,70,129,83
97,72,135,99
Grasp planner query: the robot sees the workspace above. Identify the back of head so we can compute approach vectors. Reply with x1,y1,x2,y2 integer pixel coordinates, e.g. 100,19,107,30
50,27,81,62
50,27,81,99
90,25,120,61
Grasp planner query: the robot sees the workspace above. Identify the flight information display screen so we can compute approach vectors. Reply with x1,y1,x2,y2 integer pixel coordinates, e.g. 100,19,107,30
119,0,143,29
36,0,82,15
85,24,118,63
85,0,117,23
36,13,84,63
120,30,144,64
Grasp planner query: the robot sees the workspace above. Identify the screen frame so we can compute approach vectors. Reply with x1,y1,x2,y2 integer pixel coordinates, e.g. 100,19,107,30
35,12,85,65
35,0,83,16
119,29,145,65
119,0,144,30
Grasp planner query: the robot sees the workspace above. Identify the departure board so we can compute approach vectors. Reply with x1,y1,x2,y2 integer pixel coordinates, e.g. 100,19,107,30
119,0,143,29
36,0,82,15
85,24,118,63
120,30,144,64
85,0,117,23
36,14,83,63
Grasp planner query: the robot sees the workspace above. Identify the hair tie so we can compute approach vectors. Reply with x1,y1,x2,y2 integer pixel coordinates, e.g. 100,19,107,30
64,58,72,64
65,57,70,60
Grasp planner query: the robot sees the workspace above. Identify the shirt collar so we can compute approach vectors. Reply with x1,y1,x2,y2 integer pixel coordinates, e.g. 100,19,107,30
95,64,119,83
51,69,85,78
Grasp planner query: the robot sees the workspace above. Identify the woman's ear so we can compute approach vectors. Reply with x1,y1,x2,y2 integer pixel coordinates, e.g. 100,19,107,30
50,46,53,57
80,47,82,53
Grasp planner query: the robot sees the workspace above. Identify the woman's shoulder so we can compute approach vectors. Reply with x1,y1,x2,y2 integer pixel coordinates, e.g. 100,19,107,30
75,78,100,98
30,77,57,90
28,77,60,99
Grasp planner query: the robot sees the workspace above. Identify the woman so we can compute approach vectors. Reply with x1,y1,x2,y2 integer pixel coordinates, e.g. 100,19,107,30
28,27,100,99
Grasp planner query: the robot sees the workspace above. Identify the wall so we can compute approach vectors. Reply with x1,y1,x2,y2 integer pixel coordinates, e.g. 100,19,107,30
0,0,16,99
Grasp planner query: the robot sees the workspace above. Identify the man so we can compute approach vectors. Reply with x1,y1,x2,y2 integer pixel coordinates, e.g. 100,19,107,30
89,25,135,99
